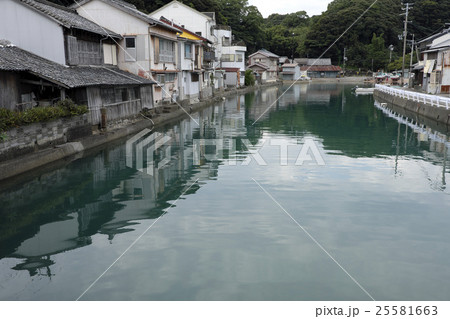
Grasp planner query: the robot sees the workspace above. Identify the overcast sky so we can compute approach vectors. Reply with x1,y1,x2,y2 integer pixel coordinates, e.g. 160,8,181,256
248,0,333,18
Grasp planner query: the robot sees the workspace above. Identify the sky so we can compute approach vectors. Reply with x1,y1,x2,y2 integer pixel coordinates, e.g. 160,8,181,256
248,0,333,18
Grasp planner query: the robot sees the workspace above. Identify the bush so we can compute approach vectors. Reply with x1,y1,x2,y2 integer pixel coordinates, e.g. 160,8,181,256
0,99,88,131
245,69,255,86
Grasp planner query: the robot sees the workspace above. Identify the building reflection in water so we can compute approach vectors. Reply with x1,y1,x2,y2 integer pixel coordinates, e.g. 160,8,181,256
0,92,256,277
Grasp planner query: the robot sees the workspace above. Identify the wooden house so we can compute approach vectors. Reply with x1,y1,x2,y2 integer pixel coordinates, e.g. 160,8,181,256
0,0,155,125
248,49,279,83
0,42,155,125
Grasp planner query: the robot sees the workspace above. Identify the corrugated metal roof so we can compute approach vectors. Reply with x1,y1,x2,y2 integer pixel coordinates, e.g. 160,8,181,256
307,58,331,66
301,65,341,72
18,0,121,38
0,45,155,88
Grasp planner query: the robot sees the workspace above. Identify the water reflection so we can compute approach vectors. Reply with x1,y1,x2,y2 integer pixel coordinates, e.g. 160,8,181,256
0,83,449,300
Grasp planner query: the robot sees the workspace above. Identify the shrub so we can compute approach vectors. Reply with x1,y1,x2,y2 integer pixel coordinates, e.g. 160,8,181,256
0,99,88,131
245,69,255,86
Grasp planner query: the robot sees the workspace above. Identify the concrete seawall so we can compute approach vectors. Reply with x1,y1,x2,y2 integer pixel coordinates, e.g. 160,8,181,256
374,89,450,127
0,83,279,181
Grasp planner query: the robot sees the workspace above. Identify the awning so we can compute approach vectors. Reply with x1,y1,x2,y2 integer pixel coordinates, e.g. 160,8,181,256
413,61,424,71
424,60,435,74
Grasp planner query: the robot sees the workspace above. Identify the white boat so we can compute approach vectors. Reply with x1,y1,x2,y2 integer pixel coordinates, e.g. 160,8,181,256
355,87,374,95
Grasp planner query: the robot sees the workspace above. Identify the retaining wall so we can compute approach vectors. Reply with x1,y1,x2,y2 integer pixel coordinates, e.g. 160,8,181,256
0,114,91,162
374,89,450,126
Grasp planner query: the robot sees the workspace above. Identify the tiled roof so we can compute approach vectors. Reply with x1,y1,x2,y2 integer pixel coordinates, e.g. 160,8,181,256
282,64,298,68
249,49,279,59
71,0,179,32
248,62,270,70
0,44,155,88
300,65,342,72
18,0,121,38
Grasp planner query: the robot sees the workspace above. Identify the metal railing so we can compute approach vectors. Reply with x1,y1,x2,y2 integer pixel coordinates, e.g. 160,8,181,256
375,84,450,109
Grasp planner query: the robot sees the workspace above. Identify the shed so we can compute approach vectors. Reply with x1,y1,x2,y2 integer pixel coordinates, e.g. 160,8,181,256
300,65,342,78
0,43,155,124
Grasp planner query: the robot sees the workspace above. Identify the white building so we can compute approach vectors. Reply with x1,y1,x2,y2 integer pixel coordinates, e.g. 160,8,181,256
72,0,180,106
149,0,216,42
214,26,247,87
281,63,301,81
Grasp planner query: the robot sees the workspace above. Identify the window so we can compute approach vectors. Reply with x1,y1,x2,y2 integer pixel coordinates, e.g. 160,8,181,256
125,37,136,61
185,43,192,59
165,73,176,82
156,74,165,84
191,73,199,82
222,36,231,46
195,31,202,36
221,54,235,62
159,39,175,63
236,54,243,62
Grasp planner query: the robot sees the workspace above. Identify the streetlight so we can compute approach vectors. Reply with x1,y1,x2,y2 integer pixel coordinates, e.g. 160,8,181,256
389,44,394,63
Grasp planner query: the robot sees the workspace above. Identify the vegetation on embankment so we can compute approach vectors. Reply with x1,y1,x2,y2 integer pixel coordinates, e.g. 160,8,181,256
0,99,88,136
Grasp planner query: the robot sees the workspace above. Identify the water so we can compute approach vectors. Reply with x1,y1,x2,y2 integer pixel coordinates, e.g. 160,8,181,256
0,83,449,301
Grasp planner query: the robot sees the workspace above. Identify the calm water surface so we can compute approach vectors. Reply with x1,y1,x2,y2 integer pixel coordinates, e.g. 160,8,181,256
1,84,449,300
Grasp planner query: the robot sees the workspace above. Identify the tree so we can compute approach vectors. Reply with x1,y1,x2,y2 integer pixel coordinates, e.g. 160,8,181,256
244,69,255,86
409,0,450,40
366,33,389,71
304,0,402,65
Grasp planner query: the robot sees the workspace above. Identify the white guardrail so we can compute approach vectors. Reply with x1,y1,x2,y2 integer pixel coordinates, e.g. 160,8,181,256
375,84,450,109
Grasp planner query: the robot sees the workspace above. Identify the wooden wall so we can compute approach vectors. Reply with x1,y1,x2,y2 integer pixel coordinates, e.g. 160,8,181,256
0,71,20,110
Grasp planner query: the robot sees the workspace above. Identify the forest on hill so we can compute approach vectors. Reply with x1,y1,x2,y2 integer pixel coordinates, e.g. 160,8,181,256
51,0,450,70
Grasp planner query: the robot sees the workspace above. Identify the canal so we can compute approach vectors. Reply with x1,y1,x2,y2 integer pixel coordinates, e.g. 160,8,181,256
0,83,449,300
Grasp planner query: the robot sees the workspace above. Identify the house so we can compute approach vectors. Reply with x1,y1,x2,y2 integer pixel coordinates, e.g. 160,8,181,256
0,0,121,66
0,42,155,125
150,0,247,90
149,0,220,92
279,56,290,65
281,63,301,81
159,16,213,103
149,0,216,43
416,28,450,94
214,25,247,88
71,0,180,106
299,58,341,78
0,0,155,125
248,49,280,83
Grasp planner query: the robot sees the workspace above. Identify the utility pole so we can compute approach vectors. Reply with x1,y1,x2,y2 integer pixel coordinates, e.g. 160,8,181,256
409,34,415,87
401,2,413,86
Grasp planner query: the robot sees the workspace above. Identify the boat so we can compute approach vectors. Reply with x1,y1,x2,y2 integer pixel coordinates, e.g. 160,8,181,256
355,87,374,95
